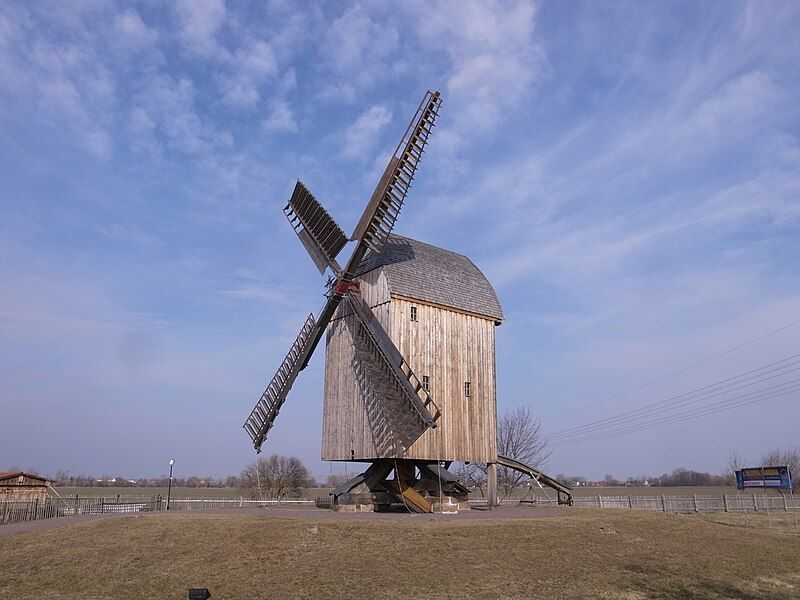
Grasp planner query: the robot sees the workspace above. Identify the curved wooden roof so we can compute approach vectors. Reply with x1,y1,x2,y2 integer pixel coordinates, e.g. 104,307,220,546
357,235,504,323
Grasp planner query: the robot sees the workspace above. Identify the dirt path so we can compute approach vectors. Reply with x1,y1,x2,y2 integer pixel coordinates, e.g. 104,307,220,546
0,505,567,537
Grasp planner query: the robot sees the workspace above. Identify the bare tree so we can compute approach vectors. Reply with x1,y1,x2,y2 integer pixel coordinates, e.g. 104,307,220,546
761,446,800,491
723,448,745,486
239,455,314,500
497,406,551,498
324,473,350,488
454,462,488,496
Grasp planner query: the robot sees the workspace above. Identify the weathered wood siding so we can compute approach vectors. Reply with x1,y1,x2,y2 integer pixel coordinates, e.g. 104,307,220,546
322,270,497,462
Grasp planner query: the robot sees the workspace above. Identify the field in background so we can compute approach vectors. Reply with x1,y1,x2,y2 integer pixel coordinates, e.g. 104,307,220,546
53,487,331,499
54,485,774,500
1,508,798,599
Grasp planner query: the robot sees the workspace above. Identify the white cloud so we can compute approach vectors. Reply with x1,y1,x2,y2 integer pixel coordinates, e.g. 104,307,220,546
413,0,543,134
112,9,158,50
316,81,357,104
84,129,113,160
261,99,298,133
217,40,278,109
220,285,292,303
341,104,393,159
174,0,227,57
320,5,399,89
0,13,118,160
131,73,232,156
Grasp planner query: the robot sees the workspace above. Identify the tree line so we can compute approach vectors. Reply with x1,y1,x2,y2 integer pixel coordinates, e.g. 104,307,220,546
46,473,242,488
554,446,800,490
13,409,799,498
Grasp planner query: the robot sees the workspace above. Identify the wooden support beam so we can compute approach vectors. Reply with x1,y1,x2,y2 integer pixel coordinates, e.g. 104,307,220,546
383,479,432,513
487,462,498,508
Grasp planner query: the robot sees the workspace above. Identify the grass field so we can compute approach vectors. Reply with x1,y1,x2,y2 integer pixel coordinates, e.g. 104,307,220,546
53,486,329,499
1,508,798,599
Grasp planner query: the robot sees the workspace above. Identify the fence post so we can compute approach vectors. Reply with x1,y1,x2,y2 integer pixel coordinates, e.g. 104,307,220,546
784,494,788,511
753,492,758,511
598,494,603,508
693,494,698,513
661,494,666,512
723,494,728,512
628,495,632,509
766,493,772,529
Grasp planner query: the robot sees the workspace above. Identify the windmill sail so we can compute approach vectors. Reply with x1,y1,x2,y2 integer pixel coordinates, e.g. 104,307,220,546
285,181,348,275
244,313,318,452
243,90,443,454
345,293,440,454
350,91,442,258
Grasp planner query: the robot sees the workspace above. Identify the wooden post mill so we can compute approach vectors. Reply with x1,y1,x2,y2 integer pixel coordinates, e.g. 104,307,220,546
242,90,571,512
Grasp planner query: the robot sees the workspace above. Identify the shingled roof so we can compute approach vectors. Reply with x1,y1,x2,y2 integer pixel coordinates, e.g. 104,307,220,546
357,235,504,323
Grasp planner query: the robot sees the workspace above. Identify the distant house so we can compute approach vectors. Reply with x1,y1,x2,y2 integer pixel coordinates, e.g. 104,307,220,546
0,471,50,502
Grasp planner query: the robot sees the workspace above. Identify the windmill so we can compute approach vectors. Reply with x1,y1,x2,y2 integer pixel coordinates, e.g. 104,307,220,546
243,90,572,512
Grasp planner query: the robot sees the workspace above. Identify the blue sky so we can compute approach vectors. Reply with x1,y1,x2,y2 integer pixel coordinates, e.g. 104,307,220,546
2,1,799,481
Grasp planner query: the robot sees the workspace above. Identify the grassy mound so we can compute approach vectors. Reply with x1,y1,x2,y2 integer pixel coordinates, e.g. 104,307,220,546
1,509,798,599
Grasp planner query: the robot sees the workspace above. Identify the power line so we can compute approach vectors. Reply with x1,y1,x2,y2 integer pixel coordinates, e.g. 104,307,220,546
548,357,800,439
550,376,800,443
546,355,800,440
550,382,800,447
544,318,800,422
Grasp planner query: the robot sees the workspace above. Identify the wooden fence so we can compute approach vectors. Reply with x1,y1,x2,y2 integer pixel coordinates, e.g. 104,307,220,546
567,493,799,513
0,496,315,525
3,493,798,525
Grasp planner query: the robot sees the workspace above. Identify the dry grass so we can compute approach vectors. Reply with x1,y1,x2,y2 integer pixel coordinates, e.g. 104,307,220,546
1,508,799,599
697,510,800,535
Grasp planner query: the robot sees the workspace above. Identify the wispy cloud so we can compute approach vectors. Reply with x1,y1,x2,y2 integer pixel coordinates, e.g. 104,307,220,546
262,98,298,133
1,0,799,479
173,0,226,58
341,103,393,159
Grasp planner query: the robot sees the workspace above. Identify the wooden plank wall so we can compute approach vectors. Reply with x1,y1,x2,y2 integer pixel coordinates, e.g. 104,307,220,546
321,270,497,462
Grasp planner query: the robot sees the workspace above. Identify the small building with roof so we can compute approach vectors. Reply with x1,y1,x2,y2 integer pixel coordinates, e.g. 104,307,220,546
322,234,503,463
0,471,50,502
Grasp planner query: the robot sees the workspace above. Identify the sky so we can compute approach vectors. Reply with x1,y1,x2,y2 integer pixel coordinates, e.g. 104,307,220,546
1,1,799,482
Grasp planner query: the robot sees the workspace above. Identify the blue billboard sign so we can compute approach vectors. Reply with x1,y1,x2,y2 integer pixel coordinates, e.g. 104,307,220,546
735,466,792,490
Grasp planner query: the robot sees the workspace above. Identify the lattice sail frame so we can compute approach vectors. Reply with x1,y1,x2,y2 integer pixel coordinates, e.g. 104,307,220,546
285,181,348,275
351,91,442,256
244,314,317,451
243,90,443,453
344,293,440,456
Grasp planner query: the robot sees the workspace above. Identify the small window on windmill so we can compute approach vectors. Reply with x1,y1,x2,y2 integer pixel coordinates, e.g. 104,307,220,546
410,306,418,322
422,375,430,392
464,381,471,397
